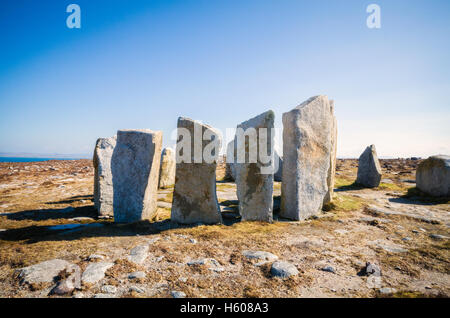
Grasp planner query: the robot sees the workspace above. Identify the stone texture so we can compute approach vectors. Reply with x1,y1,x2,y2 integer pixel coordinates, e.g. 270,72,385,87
81,262,114,284
171,117,222,224
324,100,337,204
127,245,149,265
128,271,146,279
281,96,333,220
270,261,299,278
356,145,382,188
18,259,73,285
242,250,278,262
274,151,283,182
158,147,176,189
171,291,186,298
235,110,275,222
50,264,81,295
111,129,163,223
365,262,382,277
416,155,450,197
93,136,116,217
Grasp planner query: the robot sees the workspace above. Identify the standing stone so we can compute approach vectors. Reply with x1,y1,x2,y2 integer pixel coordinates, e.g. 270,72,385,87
171,118,222,224
225,140,236,181
235,110,274,222
281,96,333,221
274,150,283,182
93,136,116,218
416,155,450,197
158,147,176,189
324,100,338,204
356,145,382,188
111,129,162,223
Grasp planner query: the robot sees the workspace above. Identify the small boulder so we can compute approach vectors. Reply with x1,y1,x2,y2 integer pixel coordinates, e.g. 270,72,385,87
364,262,382,277
416,155,450,197
18,259,73,285
127,245,149,265
270,261,299,278
242,250,278,262
81,262,114,284
50,264,81,296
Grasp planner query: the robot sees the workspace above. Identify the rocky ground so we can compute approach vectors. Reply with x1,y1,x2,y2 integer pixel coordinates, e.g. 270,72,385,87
0,158,448,298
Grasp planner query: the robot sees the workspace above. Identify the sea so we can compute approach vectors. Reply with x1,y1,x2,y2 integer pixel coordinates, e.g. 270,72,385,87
0,157,82,163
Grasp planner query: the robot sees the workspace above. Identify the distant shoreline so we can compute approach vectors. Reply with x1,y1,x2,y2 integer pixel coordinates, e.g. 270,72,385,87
0,157,89,163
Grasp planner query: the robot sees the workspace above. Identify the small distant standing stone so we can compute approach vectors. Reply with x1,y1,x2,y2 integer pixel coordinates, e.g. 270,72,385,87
324,100,338,205
158,147,176,189
356,145,382,188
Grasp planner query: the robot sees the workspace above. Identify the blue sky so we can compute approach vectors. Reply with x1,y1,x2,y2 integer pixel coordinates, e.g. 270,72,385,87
0,0,449,158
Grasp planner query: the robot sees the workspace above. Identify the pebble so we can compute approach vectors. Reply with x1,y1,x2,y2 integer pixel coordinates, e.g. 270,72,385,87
430,234,449,240
88,254,105,261
129,286,145,294
171,291,186,298
379,287,397,294
321,266,336,273
128,271,146,280
101,285,117,294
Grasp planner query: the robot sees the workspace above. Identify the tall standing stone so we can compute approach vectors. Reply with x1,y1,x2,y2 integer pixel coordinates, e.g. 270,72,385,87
324,100,338,205
111,129,162,223
416,155,450,197
158,147,176,189
356,145,382,188
235,110,275,222
93,136,116,218
171,118,223,224
281,96,333,221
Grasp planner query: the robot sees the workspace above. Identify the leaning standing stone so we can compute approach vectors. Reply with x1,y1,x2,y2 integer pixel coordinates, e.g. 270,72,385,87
93,136,116,218
356,144,382,188
416,155,450,197
171,118,222,224
235,110,275,222
281,96,333,220
158,147,176,189
111,129,163,223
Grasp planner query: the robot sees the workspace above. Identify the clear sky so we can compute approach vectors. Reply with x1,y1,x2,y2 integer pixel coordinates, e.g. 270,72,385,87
0,0,449,158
